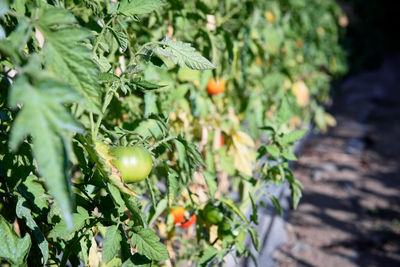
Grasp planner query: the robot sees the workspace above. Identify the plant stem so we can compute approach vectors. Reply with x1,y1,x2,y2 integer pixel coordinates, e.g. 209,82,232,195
92,16,115,57
93,81,120,140
150,136,176,150
89,112,95,141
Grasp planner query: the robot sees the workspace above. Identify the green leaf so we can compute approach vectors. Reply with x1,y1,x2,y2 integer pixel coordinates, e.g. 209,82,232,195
289,178,303,209
199,246,218,267
279,130,307,146
277,98,292,126
36,7,101,113
266,145,280,158
148,198,167,226
99,72,120,83
221,198,248,224
9,58,82,228
107,183,126,214
281,150,297,161
0,215,31,265
129,227,169,261
0,0,8,17
203,171,217,198
103,225,122,263
18,174,50,213
131,77,165,91
249,227,260,251
16,197,49,263
167,169,179,206
48,212,87,241
154,36,216,70
249,193,258,224
118,0,165,16
109,25,128,52
122,253,152,267
269,195,283,217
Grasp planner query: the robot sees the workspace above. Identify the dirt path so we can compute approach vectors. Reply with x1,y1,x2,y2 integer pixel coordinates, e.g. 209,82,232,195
274,58,400,267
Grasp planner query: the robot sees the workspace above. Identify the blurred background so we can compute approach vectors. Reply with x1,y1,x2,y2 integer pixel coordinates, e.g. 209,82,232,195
273,0,400,266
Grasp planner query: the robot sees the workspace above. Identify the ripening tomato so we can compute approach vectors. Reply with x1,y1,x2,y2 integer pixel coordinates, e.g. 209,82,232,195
179,214,196,228
110,146,153,183
170,206,196,228
206,78,226,95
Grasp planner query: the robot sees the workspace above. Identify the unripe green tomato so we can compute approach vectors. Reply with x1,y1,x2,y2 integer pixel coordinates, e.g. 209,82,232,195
110,146,153,183
203,204,224,225
217,221,231,236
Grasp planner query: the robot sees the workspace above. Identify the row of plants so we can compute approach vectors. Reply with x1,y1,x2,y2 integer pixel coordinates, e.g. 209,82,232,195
0,0,347,266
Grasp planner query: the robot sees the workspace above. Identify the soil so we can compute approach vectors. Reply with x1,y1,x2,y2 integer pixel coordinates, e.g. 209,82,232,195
274,58,400,267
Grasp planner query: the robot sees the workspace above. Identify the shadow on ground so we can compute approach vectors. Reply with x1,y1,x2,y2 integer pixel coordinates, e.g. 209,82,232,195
274,58,400,267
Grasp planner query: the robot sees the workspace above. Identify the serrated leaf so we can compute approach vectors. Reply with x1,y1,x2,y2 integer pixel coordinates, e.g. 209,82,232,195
279,130,307,146
48,212,87,241
103,225,122,263
16,197,49,263
129,227,169,261
9,59,83,228
109,25,128,52
36,7,101,113
199,246,218,267
0,215,31,265
154,36,215,70
269,195,283,216
118,0,165,16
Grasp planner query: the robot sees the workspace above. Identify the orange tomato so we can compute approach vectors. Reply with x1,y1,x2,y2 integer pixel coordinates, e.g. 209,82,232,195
170,206,196,228
170,206,185,224
206,78,226,95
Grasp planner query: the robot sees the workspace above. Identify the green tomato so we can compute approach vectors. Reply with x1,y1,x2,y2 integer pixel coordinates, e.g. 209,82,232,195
110,146,153,183
202,204,224,225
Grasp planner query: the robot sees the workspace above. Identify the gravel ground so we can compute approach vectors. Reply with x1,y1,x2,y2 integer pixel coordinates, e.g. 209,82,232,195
274,58,400,267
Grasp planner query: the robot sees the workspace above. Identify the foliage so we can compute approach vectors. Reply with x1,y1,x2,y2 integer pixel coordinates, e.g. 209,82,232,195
0,0,346,266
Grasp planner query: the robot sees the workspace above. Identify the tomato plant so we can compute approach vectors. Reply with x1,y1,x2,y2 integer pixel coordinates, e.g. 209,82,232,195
0,0,347,266
110,146,153,183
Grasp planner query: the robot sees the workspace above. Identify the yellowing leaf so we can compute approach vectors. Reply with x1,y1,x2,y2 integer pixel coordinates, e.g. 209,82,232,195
88,237,100,267
291,80,310,107
228,131,256,176
324,113,337,127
